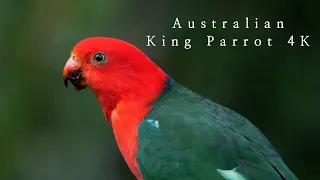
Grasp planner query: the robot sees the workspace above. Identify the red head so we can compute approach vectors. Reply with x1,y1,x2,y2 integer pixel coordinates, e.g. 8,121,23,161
63,37,167,121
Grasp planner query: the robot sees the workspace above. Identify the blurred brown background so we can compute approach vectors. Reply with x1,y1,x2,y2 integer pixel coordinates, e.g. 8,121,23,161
0,0,318,179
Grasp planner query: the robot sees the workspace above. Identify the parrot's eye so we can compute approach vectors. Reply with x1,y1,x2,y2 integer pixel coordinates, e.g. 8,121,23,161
92,52,106,64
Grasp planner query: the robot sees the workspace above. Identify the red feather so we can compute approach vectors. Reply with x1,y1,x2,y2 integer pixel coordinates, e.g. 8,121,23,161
71,37,167,179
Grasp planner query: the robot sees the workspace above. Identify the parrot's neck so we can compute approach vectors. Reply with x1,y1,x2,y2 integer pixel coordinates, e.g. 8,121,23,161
93,68,167,123
93,67,167,180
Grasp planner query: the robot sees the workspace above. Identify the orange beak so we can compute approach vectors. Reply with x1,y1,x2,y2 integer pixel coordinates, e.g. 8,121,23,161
63,56,87,90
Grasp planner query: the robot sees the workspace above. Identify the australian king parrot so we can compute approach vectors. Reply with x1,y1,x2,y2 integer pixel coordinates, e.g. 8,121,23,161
63,37,298,180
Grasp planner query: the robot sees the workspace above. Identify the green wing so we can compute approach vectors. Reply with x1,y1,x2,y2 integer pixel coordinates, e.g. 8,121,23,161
136,78,298,180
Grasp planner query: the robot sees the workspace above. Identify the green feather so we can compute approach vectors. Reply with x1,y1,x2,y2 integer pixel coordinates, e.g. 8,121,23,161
137,78,298,180
217,167,247,180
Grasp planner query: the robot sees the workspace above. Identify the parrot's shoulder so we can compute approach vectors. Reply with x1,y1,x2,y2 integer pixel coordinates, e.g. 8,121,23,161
136,77,298,180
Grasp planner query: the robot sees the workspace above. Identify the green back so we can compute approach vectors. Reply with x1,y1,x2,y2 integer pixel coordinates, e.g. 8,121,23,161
136,78,298,180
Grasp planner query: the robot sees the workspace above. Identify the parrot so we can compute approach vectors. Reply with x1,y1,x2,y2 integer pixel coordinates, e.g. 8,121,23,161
63,37,298,180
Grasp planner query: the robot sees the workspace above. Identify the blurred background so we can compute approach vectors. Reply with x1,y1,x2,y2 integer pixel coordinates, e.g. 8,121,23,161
0,0,318,179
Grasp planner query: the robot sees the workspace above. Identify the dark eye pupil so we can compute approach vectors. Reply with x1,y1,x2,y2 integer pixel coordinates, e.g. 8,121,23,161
95,53,104,61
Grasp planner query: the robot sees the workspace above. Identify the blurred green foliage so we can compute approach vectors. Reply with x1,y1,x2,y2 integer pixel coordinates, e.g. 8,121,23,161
0,0,318,179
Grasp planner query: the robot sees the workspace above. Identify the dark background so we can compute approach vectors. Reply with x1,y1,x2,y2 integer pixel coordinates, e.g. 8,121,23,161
0,0,318,179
